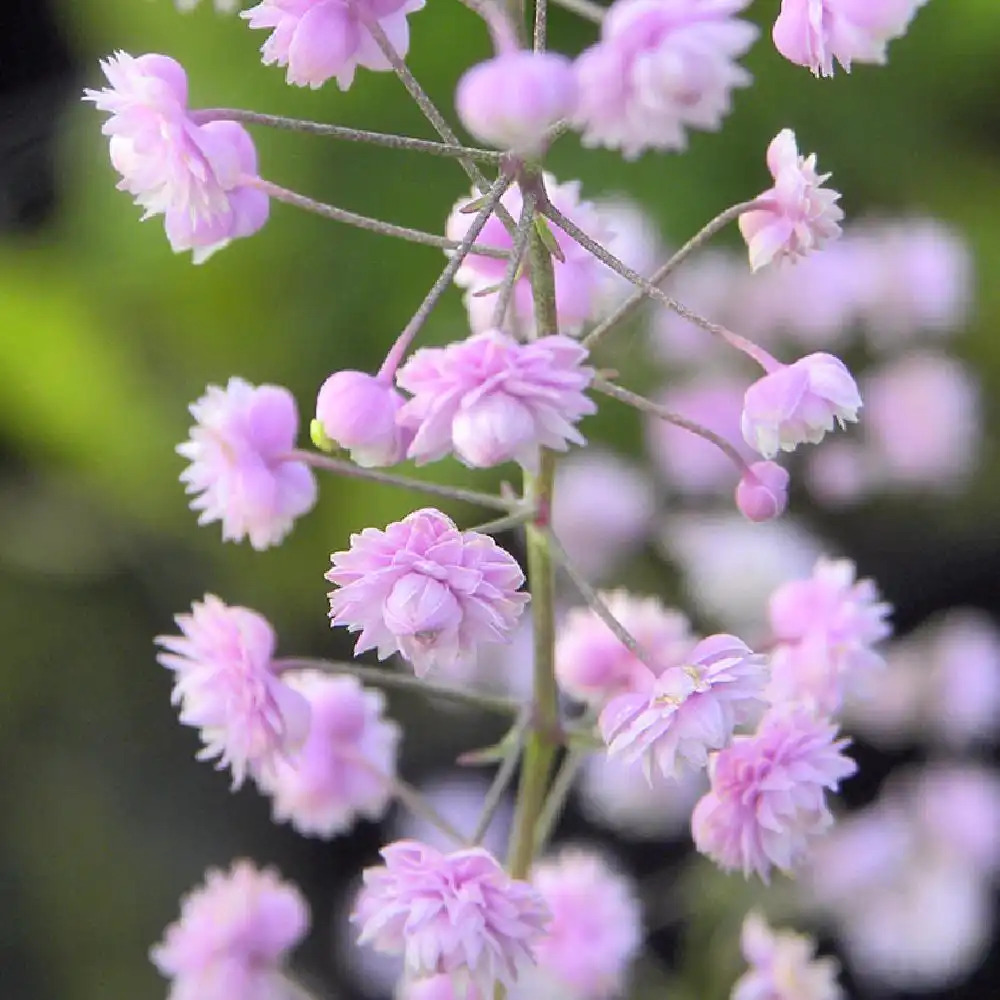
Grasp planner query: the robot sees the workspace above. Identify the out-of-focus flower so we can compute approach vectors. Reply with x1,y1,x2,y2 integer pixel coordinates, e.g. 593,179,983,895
446,175,616,335
733,911,843,1000
353,841,549,996
326,508,529,677
573,0,758,158
315,370,411,468
739,129,843,271
741,352,861,458
692,708,856,880
767,557,892,714
773,0,929,77
84,52,269,262
151,860,309,1000
456,51,577,154
396,331,595,471
178,377,317,550
523,849,642,1000
243,0,425,90
555,591,695,708
255,672,400,838
552,450,656,582
156,596,310,789
600,634,767,781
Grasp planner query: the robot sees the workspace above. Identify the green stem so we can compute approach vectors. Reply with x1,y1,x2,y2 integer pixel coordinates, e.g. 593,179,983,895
506,184,562,879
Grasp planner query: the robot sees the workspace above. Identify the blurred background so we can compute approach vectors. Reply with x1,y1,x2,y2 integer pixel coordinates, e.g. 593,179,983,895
2,1,1000,999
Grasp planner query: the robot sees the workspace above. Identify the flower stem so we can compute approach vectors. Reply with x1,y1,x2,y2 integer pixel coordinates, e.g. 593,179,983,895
275,657,521,716
290,450,517,512
533,747,587,854
191,109,504,162
507,186,562,880
249,177,508,258
490,191,535,330
379,172,513,380
534,0,548,50
472,710,531,844
582,199,768,352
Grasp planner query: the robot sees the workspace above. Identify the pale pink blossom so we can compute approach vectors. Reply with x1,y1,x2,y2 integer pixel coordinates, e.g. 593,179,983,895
773,0,929,77
601,634,768,781
445,176,615,335
804,440,873,507
316,370,410,468
739,130,843,271
243,0,425,91
326,508,529,677
255,672,400,838
766,557,892,713
353,841,550,996
84,52,269,262
526,849,642,1000
396,331,595,471
151,860,309,1000
397,977,482,1000
741,352,861,458
736,461,790,522
155,596,310,789
555,591,695,708
553,449,656,582
692,708,856,880
178,377,317,549
573,0,758,159
456,52,577,154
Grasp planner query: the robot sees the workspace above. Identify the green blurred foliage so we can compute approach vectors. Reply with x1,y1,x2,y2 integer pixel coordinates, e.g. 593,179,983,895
1,2,999,999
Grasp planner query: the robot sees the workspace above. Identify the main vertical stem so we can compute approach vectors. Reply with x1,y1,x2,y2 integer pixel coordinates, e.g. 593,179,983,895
506,182,561,880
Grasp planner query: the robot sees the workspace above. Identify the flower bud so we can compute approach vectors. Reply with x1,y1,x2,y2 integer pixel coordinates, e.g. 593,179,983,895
456,51,577,155
315,370,409,468
736,461,790,522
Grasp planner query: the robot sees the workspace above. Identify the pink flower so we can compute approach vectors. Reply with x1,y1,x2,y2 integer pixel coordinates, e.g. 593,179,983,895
151,860,309,1000
691,708,856,880
739,130,843,271
733,911,843,1000
773,0,928,77
456,52,578,154
156,596,311,789
526,849,642,1000
178,377,317,549
396,331,595,471
242,0,426,91
84,52,269,262
255,672,401,838
353,840,550,996
315,370,410,468
445,176,615,335
573,0,758,159
326,508,529,677
600,634,768,781
736,461,790,522
767,557,892,713
555,591,695,708
741,352,861,458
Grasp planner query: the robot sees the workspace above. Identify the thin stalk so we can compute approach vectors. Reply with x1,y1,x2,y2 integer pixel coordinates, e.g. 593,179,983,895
379,173,513,380
534,0,548,50
507,186,562,880
490,192,535,329
276,657,521,716
549,0,605,23
533,748,586,854
467,510,534,535
541,200,780,370
582,199,768,351
249,177,508,258
547,529,658,673
191,109,504,162
594,376,751,474
472,711,531,844
290,450,516,513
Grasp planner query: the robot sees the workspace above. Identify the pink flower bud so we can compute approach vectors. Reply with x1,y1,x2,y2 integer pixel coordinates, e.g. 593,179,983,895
736,461,790,522
316,370,409,468
456,51,578,154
